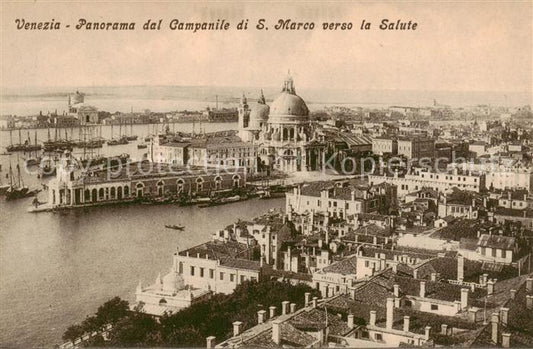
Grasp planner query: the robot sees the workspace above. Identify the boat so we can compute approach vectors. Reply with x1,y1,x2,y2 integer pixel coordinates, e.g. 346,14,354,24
199,195,246,208
107,136,129,146
164,224,185,230
5,160,34,200
137,143,148,149
126,135,138,141
24,156,41,167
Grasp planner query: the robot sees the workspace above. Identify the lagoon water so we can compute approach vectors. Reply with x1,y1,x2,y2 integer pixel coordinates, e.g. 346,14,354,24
0,120,284,348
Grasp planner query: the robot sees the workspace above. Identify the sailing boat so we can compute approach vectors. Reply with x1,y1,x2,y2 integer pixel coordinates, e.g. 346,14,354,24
126,116,138,141
5,158,30,200
0,165,9,194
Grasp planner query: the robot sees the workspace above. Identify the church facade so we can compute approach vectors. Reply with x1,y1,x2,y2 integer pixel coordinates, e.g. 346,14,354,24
238,74,326,173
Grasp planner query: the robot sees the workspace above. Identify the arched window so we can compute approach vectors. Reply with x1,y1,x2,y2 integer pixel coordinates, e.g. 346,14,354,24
92,188,97,203
157,180,165,196
232,174,241,188
110,187,116,199
124,185,129,197
99,188,104,199
214,176,222,190
84,189,90,202
136,182,144,197
196,177,204,192
117,186,123,200
159,298,167,305
177,179,185,193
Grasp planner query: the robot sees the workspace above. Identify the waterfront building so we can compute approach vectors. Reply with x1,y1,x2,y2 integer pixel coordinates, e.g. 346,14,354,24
151,134,257,173
68,91,99,125
134,271,211,317
47,153,247,208
238,74,327,173
173,240,261,295
369,167,485,199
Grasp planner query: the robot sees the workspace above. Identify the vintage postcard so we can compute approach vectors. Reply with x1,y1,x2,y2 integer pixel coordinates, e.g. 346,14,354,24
1,0,532,348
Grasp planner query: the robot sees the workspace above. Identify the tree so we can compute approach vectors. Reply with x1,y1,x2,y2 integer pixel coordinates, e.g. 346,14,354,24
62,324,84,345
95,297,129,326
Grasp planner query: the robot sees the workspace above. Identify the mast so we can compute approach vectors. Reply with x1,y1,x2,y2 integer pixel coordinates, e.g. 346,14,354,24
9,129,12,146
47,127,51,142
34,131,37,145
18,128,21,145
8,161,13,187
16,155,21,188
111,123,114,139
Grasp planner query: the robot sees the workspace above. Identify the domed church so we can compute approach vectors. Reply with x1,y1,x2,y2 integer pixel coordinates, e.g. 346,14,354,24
238,73,326,173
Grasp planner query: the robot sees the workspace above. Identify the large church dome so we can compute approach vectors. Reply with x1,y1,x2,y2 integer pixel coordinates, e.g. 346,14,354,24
270,94,308,116
269,74,309,123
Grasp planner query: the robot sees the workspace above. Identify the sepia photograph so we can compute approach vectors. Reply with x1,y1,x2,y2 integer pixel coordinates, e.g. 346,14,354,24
0,0,532,348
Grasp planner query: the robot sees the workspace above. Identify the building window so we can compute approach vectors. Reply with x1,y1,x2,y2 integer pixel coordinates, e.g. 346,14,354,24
251,276,257,282
431,304,439,311
220,272,224,280
209,269,214,279
190,266,195,276
405,300,412,307
178,262,183,274
375,333,383,341
230,274,235,282
240,275,245,283
200,268,204,277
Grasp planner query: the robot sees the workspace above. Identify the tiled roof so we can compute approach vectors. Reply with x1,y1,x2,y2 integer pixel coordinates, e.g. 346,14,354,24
322,256,357,275
477,234,516,250
219,258,261,271
178,240,252,260
494,207,533,218
290,308,352,336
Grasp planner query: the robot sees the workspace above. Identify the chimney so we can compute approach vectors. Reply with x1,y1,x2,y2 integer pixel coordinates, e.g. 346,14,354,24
487,280,494,295
403,316,410,332
233,321,243,337
290,303,296,314
347,314,355,329
510,289,516,299
457,256,464,282
413,269,418,279
281,301,290,315
431,272,437,282
258,310,266,324
269,306,276,318
304,292,311,306
369,310,376,326
206,336,216,348
500,307,509,327
393,284,399,297
526,295,533,310
312,297,318,308
420,281,426,298
272,320,281,345
527,278,533,293
386,298,394,329
461,288,469,310
441,324,448,335
502,333,511,348
491,313,499,344
424,326,431,341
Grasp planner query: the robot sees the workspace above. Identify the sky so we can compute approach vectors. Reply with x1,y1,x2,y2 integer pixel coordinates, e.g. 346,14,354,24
1,1,532,96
